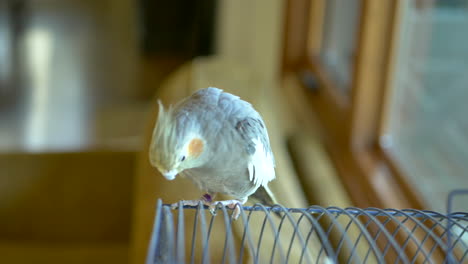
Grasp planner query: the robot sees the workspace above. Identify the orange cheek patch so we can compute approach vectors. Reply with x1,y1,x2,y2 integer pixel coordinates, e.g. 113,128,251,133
188,138,204,158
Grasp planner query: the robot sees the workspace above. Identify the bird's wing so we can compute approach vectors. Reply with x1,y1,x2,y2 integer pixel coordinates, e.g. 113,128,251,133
235,117,276,187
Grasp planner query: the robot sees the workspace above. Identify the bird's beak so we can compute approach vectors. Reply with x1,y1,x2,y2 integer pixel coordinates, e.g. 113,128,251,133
162,170,178,180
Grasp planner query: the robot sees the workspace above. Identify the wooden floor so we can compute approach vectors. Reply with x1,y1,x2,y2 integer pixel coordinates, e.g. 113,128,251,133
0,242,128,264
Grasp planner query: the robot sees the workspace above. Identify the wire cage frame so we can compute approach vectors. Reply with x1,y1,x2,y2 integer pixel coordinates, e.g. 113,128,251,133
146,198,468,264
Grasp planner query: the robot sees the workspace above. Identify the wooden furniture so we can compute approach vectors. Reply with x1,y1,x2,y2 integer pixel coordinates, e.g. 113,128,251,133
0,152,135,264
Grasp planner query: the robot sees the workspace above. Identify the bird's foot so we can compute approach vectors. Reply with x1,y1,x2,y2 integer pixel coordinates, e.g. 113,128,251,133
170,193,216,210
209,199,247,220
170,199,211,210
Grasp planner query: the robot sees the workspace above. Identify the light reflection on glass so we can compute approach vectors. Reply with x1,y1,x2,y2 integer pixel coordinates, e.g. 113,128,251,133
320,0,361,93
23,25,88,151
24,27,52,150
0,7,11,85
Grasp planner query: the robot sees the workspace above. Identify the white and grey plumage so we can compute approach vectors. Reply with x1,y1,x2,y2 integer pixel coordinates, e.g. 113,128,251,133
149,87,277,218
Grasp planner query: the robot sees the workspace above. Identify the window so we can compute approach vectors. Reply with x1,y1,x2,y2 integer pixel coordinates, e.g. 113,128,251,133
282,0,466,210
319,0,361,92
384,0,468,212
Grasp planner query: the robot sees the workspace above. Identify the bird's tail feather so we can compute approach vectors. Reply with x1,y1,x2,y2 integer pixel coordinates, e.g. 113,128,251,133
251,185,281,217
251,185,277,205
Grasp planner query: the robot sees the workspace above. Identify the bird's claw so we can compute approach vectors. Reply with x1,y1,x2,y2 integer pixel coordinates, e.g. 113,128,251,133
170,199,210,210
172,198,244,220
208,204,217,215
208,200,243,220
231,205,241,220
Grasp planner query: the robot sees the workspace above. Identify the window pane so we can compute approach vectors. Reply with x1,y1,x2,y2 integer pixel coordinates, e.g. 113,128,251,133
320,0,361,93
386,0,468,212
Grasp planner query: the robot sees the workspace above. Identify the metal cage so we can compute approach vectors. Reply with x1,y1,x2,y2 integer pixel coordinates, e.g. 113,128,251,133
146,199,468,264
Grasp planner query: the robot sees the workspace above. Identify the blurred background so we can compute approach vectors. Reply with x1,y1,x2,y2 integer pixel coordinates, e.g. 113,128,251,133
0,0,467,263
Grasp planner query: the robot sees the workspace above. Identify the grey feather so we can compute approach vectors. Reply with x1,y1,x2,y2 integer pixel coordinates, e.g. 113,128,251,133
150,87,277,204
235,117,272,158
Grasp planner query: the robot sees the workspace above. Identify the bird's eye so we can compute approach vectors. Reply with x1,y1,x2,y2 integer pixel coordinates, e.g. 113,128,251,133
180,156,186,162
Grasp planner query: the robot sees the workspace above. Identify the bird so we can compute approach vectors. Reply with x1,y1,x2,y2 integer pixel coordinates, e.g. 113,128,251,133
149,87,278,219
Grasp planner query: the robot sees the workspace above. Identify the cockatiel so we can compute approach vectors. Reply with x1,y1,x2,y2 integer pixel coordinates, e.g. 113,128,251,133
149,87,277,219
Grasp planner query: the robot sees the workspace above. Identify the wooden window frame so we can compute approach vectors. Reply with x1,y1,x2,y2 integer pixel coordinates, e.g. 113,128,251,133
282,0,427,209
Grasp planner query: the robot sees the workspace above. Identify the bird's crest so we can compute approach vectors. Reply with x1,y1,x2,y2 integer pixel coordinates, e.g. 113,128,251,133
150,100,180,168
